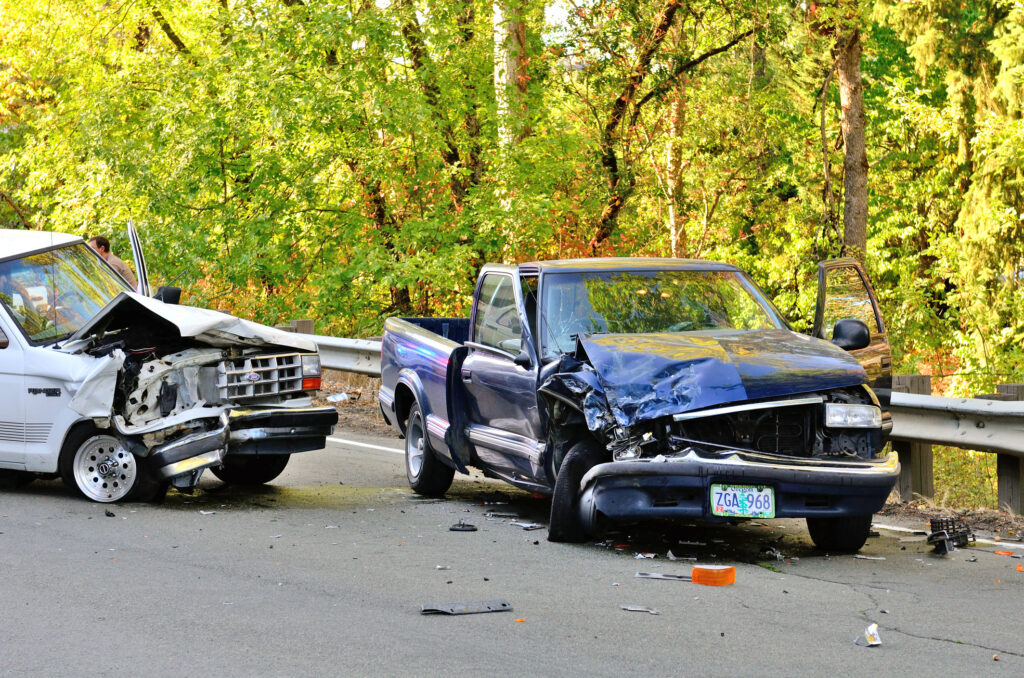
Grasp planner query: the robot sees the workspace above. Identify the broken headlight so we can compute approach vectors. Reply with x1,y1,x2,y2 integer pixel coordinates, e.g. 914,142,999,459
301,353,322,391
824,403,881,429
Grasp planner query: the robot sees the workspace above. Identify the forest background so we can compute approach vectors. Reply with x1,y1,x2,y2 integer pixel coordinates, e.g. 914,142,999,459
1,1,1022,502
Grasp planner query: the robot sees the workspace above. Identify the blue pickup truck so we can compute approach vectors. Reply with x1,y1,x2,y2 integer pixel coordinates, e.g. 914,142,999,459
378,258,898,551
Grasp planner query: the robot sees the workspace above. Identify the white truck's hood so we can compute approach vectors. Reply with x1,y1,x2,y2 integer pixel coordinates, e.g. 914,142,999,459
69,292,316,352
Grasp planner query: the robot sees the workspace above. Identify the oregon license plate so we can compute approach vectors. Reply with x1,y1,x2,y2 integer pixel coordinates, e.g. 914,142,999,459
710,484,775,519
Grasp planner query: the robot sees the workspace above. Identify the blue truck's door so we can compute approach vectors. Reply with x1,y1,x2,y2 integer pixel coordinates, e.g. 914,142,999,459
460,271,545,482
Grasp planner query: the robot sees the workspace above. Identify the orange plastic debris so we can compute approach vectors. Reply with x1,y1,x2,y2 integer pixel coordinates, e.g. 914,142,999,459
514,618,525,623
1017,564,1024,572
691,565,736,586
994,551,1014,556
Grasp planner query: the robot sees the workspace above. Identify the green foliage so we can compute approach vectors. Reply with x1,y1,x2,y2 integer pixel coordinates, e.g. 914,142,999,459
0,0,1020,395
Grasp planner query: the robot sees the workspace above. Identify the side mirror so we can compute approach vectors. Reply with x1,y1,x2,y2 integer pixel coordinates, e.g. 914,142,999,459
831,318,870,351
513,350,533,368
0,327,8,349
154,286,182,305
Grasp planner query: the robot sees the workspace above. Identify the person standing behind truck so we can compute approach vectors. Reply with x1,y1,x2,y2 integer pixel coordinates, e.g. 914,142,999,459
88,235,138,290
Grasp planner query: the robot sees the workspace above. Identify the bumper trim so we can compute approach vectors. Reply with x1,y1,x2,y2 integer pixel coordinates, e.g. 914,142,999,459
578,450,900,529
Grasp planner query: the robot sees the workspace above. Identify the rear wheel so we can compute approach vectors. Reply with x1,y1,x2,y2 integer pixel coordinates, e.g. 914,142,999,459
59,428,165,503
548,439,604,543
806,514,873,553
405,403,454,496
211,455,291,485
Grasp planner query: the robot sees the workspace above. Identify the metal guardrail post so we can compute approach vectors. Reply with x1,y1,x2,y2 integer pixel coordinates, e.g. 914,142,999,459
994,384,1024,513
892,374,933,501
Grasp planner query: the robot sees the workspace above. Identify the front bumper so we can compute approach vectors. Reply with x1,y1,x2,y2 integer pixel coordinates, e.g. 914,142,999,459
577,449,900,531
145,406,338,482
227,406,339,455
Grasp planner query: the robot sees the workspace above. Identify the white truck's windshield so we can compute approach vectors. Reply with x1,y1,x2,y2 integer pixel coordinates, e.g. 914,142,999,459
0,242,130,343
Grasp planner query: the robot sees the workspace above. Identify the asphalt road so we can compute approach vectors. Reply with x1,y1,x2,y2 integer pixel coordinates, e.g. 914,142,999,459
2,431,1023,677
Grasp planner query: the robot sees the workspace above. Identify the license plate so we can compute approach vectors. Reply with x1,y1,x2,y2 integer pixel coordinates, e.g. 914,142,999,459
710,484,775,519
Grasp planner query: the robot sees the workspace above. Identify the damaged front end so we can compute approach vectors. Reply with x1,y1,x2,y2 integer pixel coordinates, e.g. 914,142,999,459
64,293,338,493
538,330,899,532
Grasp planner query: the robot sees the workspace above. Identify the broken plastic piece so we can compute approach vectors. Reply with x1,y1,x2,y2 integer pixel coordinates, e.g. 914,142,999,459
450,521,477,532
634,552,656,559
854,622,882,647
635,572,691,581
994,550,1014,556
326,393,349,403
927,517,974,555
510,522,544,531
1016,564,1024,572
486,512,518,519
620,605,660,615
420,599,512,615
854,555,886,561
691,565,735,586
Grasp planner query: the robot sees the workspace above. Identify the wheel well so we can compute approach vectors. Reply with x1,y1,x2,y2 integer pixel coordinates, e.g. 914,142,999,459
59,420,98,459
394,384,416,434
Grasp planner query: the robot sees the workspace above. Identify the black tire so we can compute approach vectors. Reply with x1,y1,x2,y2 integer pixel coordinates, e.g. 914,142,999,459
404,403,454,497
211,455,291,485
59,426,166,503
0,470,34,490
806,514,873,553
548,439,604,543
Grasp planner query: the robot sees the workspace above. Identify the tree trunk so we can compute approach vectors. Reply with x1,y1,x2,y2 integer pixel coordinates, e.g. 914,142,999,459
494,0,528,147
837,30,867,262
665,79,686,258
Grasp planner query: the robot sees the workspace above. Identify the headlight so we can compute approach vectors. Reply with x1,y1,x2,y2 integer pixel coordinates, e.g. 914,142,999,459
301,354,322,391
825,403,881,429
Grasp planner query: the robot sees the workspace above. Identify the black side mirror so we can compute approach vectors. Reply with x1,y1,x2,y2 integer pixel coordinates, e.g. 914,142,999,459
513,350,533,368
154,286,182,305
831,318,870,351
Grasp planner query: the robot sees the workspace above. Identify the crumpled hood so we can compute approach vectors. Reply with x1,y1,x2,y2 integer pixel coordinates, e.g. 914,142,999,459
562,329,865,429
69,292,316,351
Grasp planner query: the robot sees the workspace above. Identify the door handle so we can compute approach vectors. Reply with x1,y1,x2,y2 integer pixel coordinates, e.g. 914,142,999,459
461,369,472,383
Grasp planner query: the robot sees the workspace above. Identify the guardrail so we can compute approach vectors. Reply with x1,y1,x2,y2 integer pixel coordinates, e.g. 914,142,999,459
301,334,382,376
298,325,1024,513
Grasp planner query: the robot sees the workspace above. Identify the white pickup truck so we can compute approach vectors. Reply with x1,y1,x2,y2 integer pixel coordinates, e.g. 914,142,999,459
0,229,338,502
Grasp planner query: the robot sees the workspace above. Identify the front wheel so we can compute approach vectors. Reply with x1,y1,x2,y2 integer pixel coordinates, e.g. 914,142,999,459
548,439,604,543
59,429,165,503
806,514,873,553
405,403,454,496
211,455,291,485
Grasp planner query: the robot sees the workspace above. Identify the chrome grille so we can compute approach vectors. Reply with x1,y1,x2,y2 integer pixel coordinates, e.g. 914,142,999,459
219,353,303,402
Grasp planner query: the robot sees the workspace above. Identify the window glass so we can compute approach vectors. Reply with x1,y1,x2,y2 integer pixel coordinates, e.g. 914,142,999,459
821,266,879,336
540,269,779,359
0,243,130,343
473,274,522,353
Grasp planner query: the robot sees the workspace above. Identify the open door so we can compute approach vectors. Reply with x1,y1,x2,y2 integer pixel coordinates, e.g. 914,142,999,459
812,258,892,394
126,220,150,297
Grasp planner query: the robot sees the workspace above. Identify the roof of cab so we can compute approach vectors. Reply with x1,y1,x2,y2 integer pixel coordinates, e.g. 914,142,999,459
0,229,82,261
518,257,740,273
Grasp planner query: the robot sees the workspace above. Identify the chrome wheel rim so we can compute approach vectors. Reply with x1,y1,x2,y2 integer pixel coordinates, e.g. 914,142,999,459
73,435,136,503
406,412,425,479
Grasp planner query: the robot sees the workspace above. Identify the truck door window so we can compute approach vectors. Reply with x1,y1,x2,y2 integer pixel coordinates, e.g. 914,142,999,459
474,274,522,354
820,266,880,337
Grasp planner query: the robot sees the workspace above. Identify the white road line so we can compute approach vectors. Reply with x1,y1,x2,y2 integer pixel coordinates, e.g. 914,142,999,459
874,522,1024,551
327,436,404,455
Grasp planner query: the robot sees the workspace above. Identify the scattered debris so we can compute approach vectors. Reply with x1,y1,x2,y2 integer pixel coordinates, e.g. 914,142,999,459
965,556,978,563
636,572,690,581
993,550,1014,556
854,623,882,647
326,392,349,403
104,509,115,518
620,605,660,615
199,510,215,515
486,512,518,519
854,555,886,561
435,565,450,570
679,540,707,547
634,552,656,560
763,546,785,561
510,522,544,531
450,521,477,532
324,525,339,529
1017,564,1024,572
420,600,512,615
927,517,975,555
691,565,735,586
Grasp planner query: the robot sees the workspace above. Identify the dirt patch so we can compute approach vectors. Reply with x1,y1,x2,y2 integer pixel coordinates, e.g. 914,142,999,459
880,499,1024,538
314,369,396,437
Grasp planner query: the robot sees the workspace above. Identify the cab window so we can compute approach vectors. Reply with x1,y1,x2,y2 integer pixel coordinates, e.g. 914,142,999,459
473,274,522,354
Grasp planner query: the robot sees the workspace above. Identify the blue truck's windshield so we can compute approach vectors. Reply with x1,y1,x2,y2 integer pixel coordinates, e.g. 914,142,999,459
0,242,130,343
541,269,782,358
